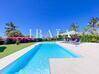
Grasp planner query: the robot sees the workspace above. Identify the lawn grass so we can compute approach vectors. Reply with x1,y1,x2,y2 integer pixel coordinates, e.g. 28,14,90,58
0,42,35,58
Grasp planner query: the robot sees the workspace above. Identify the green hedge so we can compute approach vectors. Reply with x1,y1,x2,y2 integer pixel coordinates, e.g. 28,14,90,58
80,34,99,42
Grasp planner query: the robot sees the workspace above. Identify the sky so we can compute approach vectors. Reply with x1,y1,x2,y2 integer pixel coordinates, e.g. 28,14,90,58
0,0,99,37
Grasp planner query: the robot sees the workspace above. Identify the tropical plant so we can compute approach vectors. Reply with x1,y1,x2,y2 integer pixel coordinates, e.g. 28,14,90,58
88,17,99,34
80,34,99,42
89,17,99,27
5,22,23,37
70,23,79,31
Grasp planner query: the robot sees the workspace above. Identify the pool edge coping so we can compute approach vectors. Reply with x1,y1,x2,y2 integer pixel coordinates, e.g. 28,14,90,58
0,42,41,70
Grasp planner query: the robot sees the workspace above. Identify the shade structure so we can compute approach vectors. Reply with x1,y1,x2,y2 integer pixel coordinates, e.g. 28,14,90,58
60,31,79,36
68,31,79,35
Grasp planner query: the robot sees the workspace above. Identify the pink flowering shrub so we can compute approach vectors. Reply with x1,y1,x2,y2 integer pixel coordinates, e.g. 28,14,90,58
6,37,35,44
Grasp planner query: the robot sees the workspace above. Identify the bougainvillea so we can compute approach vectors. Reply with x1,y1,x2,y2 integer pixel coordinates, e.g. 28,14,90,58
6,37,35,44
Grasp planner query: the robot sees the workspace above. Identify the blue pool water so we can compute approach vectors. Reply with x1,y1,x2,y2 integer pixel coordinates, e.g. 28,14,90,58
1,43,79,74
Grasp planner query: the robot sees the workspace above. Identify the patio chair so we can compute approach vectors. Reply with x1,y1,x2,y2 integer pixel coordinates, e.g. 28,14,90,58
71,38,80,45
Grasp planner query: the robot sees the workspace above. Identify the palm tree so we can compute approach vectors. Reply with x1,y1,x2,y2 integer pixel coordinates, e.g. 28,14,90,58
88,17,99,34
89,17,99,27
70,23,79,32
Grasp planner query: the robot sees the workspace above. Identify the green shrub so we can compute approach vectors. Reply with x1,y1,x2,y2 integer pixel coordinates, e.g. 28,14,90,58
91,37,97,42
80,34,99,42
16,40,20,45
0,37,4,45
6,38,16,44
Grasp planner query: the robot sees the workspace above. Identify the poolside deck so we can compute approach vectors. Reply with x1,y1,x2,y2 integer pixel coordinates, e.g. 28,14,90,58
0,42,99,74
50,42,99,74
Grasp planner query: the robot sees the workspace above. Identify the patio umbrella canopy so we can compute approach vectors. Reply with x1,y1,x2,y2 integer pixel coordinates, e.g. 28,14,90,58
60,31,79,36
68,31,79,35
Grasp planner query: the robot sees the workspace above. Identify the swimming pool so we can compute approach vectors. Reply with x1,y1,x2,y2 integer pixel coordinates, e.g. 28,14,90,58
1,42,79,74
